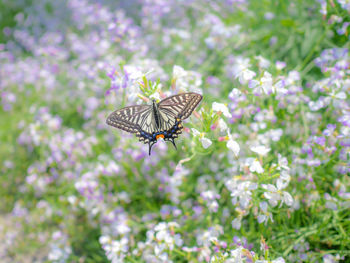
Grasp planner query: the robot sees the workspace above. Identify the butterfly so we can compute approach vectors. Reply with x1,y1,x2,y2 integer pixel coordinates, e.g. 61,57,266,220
106,92,203,155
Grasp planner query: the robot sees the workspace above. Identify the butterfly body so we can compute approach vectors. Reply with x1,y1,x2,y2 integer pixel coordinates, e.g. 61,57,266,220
106,92,202,155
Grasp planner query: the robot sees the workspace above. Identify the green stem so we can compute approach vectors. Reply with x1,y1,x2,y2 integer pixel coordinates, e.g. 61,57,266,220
300,103,309,141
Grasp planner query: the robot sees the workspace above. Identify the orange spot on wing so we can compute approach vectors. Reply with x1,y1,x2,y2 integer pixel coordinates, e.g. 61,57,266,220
156,134,165,140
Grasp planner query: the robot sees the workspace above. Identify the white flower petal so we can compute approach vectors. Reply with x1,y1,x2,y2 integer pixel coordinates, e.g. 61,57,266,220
250,145,271,156
200,137,212,149
231,218,241,229
227,139,240,156
272,257,285,263
283,191,294,206
191,128,200,137
249,160,264,174
212,102,232,118
218,118,228,132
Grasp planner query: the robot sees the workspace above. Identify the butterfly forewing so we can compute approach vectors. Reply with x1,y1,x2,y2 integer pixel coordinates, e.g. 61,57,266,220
106,105,154,134
158,92,202,120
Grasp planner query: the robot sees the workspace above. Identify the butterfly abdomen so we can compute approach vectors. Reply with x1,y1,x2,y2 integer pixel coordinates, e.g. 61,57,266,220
152,100,161,129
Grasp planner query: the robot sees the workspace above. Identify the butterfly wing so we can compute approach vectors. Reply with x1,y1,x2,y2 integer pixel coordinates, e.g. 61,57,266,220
156,92,202,149
106,105,156,134
157,92,202,123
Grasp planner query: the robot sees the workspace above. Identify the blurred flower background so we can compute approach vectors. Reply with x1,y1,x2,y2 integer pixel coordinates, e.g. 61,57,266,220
0,0,349,262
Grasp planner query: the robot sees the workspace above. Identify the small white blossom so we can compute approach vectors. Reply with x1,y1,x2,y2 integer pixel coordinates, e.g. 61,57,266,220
201,137,212,149
257,201,274,224
227,136,240,157
172,65,187,79
149,92,161,101
218,118,228,132
251,145,271,156
212,102,232,118
172,65,202,93
249,159,264,174
191,128,201,137
330,90,346,100
249,71,273,94
231,57,256,84
227,179,257,209
228,88,242,100
238,68,256,84
262,182,294,207
272,258,285,263
277,154,290,170
255,55,270,68
231,218,242,230
229,247,243,263
191,128,212,149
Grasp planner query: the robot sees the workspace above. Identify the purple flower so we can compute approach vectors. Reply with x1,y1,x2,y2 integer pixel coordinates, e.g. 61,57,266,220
314,136,326,146
323,124,336,136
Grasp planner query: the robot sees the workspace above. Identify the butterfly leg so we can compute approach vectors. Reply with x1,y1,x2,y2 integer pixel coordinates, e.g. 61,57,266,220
148,141,157,155
170,138,177,150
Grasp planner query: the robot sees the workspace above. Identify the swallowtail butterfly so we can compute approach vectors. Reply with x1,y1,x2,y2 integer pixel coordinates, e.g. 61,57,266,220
106,92,202,155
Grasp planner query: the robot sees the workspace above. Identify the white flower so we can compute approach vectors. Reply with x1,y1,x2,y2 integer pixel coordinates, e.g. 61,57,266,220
276,171,290,190
274,79,288,95
324,193,338,210
231,57,256,84
172,65,202,93
227,180,257,209
275,61,286,70
251,145,271,156
191,128,201,137
237,68,256,84
192,128,212,149
227,138,240,157
272,257,285,263
231,218,242,230
212,102,232,118
249,159,264,174
218,118,228,132
149,92,161,101
323,254,338,263
201,137,212,149
277,155,290,170
268,128,283,141
330,90,346,100
255,55,270,68
257,201,274,224
228,88,242,100
308,100,324,111
262,183,294,207
172,65,187,79
249,71,273,94
202,190,220,213
229,247,243,263
257,258,285,263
